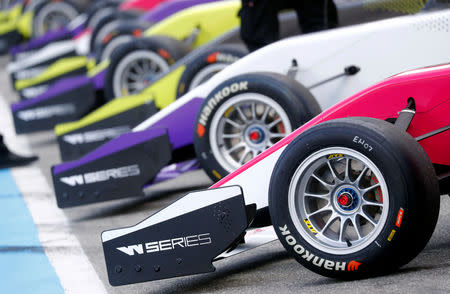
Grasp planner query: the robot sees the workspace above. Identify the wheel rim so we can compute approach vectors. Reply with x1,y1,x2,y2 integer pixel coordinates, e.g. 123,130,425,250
288,147,389,255
35,3,78,36
210,93,292,172
113,50,170,97
188,63,228,91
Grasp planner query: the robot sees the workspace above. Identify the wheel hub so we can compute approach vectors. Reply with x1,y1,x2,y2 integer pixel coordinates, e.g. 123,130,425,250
247,126,265,144
335,187,359,212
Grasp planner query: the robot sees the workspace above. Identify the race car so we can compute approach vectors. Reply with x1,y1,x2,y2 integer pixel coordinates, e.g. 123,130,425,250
8,0,122,61
11,1,432,136
49,7,450,209
7,0,236,102
10,0,248,134
7,0,193,96
100,61,450,286
0,0,80,54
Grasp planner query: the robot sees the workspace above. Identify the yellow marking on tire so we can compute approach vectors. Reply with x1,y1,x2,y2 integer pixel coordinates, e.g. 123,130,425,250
224,106,234,117
212,170,222,179
303,219,318,234
387,229,396,242
328,154,343,159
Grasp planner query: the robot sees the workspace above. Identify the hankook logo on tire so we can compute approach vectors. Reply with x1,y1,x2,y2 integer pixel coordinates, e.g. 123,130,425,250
279,225,361,272
197,81,248,137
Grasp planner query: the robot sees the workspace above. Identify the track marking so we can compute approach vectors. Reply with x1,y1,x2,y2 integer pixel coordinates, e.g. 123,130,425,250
0,95,107,293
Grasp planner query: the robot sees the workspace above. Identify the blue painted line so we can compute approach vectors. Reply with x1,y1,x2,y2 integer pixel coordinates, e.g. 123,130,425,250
0,169,64,294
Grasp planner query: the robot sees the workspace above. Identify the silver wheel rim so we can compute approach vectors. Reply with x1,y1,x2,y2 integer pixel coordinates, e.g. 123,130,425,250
288,147,389,255
210,93,292,172
112,50,169,97
100,35,133,62
188,63,228,91
35,2,78,36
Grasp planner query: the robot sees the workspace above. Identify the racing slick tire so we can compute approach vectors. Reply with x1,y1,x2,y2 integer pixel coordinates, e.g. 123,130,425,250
85,0,120,31
104,36,190,99
89,10,142,54
194,72,321,181
32,0,80,37
268,117,440,279
94,22,149,63
176,44,248,98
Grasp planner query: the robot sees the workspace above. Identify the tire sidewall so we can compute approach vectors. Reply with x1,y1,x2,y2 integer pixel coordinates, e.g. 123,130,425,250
104,37,188,99
33,0,79,37
194,73,313,181
269,119,418,278
94,24,146,62
176,46,248,98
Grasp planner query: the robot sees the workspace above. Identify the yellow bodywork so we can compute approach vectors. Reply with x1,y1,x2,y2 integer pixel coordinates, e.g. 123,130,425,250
16,9,32,38
15,56,91,90
0,4,24,35
18,0,240,96
55,1,241,136
55,65,186,135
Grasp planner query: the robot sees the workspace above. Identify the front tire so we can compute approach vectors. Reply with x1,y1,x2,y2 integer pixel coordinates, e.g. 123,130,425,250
176,44,248,97
104,36,190,99
194,72,321,181
269,117,440,279
32,0,79,37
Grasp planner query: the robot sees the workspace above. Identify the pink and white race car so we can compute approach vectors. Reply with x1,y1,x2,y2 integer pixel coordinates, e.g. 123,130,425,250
101,62,449,286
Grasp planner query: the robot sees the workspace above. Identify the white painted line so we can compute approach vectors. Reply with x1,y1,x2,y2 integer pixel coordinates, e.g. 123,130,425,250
0,96,107,294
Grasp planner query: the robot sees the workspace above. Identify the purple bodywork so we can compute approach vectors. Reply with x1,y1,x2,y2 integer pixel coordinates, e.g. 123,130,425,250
10,0,219,56
10,23,85,56
150,159,200,185
52,98,204,194
10,0,221,126
143,0,219,23
53,98,203,176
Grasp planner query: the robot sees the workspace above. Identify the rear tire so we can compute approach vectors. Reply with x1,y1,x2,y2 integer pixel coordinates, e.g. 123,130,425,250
269,117,440,279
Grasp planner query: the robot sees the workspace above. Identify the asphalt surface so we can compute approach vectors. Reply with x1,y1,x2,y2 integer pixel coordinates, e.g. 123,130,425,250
1,55,449,294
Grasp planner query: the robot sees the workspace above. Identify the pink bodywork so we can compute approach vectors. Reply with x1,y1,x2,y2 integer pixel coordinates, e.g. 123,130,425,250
214,64,450,188
119,0,168,12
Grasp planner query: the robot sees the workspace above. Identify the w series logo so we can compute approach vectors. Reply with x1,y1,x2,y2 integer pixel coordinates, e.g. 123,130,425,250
60,164,140,186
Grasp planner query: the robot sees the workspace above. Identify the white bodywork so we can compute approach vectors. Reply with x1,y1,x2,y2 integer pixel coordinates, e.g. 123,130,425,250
134,9,450,208
104,10,450,248
7,30,91,74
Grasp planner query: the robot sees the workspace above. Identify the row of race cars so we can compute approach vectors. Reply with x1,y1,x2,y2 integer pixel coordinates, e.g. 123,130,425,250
2,0,449,288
